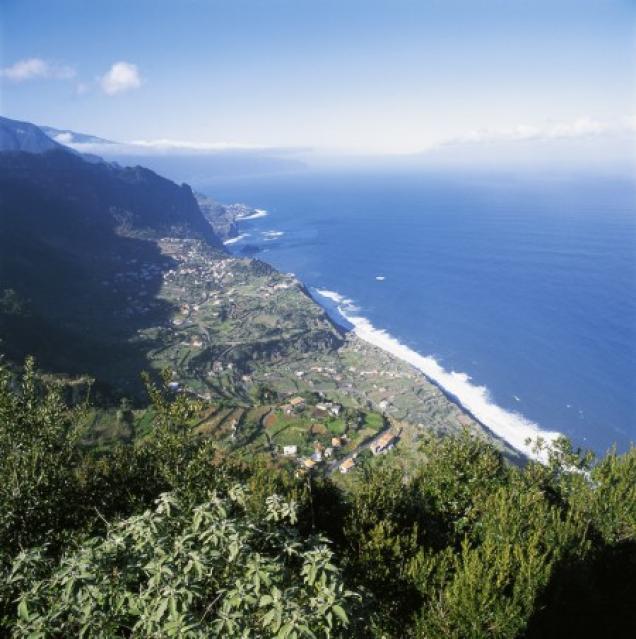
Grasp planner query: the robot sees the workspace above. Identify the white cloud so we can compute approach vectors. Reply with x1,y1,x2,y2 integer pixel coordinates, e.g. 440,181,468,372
100,62,141,95
0,57,75,82
441,116,615,147
54,137,270,156
52,132,74,144
129,138,267,152
624,114,636,132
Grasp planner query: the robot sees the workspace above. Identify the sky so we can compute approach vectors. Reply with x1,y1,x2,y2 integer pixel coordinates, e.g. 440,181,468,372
0,0,635,157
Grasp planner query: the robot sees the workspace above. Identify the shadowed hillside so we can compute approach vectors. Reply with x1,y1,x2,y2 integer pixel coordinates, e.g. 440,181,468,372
0,143,223,394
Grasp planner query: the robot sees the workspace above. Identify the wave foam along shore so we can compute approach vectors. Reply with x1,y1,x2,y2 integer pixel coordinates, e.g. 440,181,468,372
223,233,250,245
238,209,268,220
315,288,562,461
263,230,284,240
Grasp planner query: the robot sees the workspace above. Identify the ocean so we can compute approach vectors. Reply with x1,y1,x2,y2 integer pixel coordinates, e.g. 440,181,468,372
197,168,636,456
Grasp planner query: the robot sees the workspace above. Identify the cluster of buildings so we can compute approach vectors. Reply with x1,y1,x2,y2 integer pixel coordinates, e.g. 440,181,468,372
278,393,398,476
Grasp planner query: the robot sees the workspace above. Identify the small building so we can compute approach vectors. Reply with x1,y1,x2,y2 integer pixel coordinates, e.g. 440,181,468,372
331,436,342,448
371,432,396,455
282,445,298,456
339,458,355,474
289,396,305,411
311,450,323,463
329,404,342,417
324,447,334,458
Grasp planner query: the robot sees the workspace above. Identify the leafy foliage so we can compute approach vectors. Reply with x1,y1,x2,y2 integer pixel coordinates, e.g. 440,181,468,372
9,487,358,638
0,357,87,554
0,359,634,637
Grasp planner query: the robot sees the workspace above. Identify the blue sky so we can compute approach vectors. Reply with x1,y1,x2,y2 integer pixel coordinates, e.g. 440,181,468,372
1,0,634,154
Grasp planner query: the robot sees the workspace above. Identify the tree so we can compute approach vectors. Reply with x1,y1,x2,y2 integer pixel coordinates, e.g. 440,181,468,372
0,357,87,554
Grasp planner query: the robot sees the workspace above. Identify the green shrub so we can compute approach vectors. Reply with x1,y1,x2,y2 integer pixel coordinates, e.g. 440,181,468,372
9,486,359,638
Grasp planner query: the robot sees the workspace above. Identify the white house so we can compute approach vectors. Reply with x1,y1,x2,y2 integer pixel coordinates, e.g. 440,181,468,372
329,404,342,417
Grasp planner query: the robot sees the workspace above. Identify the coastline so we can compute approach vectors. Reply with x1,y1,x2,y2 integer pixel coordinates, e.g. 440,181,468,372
220,204,563,462
312,288,562,461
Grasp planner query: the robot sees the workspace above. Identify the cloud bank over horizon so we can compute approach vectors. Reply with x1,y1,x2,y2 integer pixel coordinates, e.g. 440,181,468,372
51,113,635,162
436,115,636,149
2,0,632,160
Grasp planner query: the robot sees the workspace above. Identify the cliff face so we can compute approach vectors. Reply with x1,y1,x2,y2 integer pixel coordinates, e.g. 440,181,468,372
195,193,239,241
0,149,223,247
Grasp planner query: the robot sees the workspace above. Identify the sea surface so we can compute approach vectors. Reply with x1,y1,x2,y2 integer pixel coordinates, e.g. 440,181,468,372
197,169,636,455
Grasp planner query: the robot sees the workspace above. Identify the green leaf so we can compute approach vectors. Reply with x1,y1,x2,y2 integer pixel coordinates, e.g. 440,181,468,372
262,608,277,628
18,598,30,621
332,604,349,625
155,597,169,621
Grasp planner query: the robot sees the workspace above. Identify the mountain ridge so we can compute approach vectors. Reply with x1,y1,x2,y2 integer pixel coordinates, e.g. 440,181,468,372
0,116,65,153
40,125,116,146
0,116,225,386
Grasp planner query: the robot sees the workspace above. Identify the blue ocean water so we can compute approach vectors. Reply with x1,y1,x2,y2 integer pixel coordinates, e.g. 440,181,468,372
199,169,636,454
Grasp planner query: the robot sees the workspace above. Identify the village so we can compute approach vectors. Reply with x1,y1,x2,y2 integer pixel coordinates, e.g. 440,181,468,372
105,236,521,465
185,390,399,477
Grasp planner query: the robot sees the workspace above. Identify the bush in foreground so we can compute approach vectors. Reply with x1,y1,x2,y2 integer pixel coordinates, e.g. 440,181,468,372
0,358,634,637
8,486,358,638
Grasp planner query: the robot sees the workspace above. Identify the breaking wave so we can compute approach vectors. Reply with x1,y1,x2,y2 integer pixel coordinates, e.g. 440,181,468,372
262,230,285,240
238,208,268,220
223,233,250,245
314,288,562,460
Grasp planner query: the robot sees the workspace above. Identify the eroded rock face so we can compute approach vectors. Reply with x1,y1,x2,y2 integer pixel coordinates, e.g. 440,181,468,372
195,192,240,241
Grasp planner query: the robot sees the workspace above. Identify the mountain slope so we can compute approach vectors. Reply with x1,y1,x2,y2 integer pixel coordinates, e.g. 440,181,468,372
0,117,489,459
0,116,64,153
40,125,116,146
0,117,224,388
